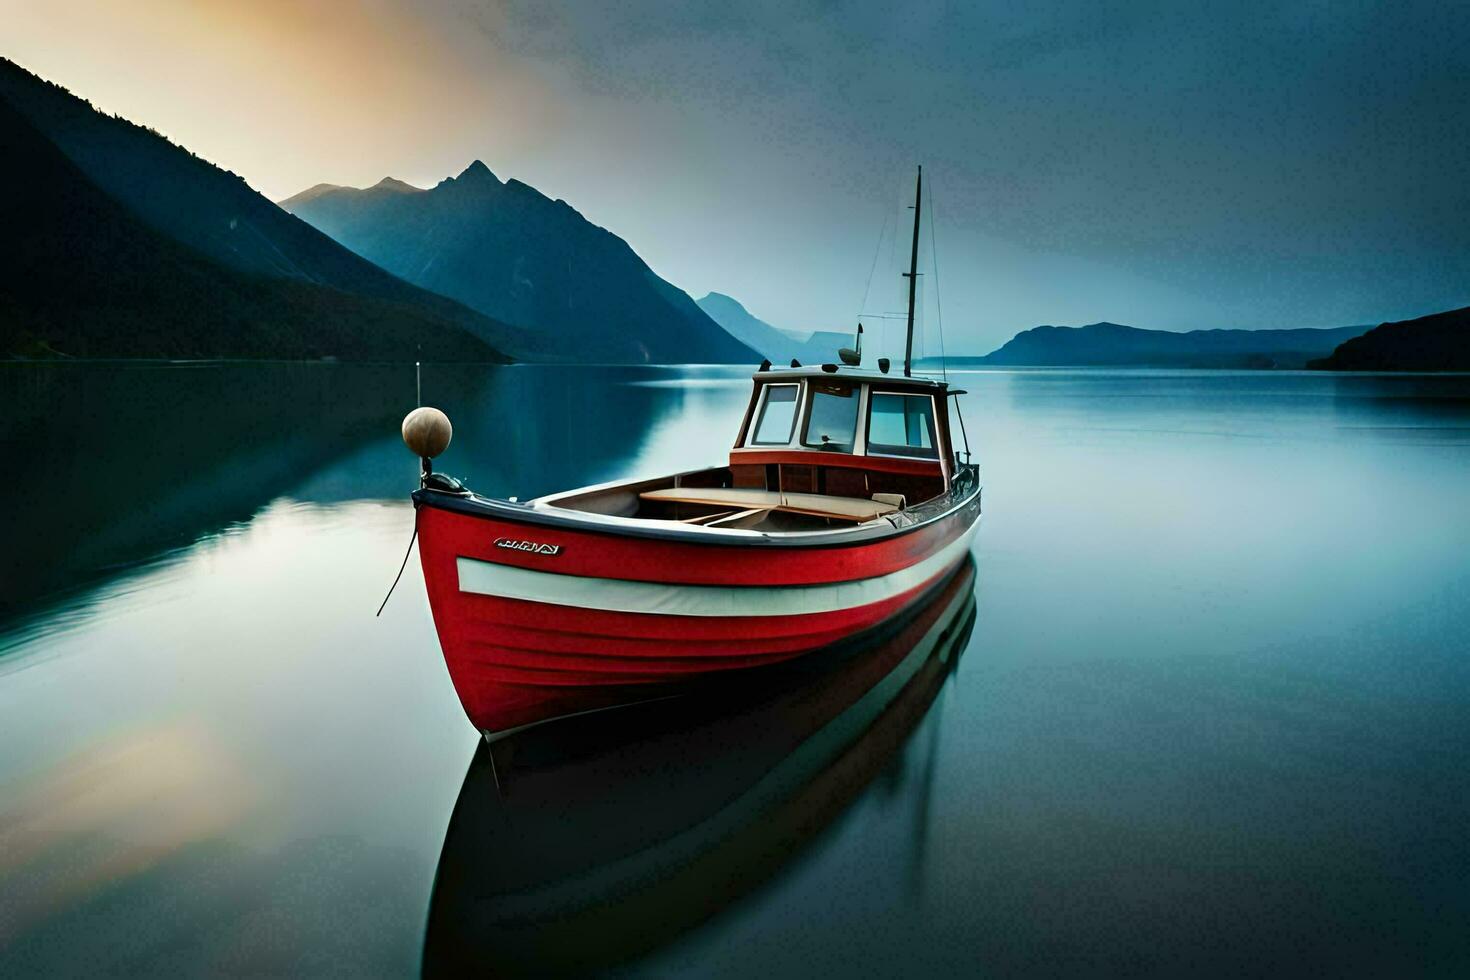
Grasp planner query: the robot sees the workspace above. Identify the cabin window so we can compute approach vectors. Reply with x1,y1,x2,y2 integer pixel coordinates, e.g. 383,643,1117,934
751,384,800,445
867,392,938,458
801,381,860,451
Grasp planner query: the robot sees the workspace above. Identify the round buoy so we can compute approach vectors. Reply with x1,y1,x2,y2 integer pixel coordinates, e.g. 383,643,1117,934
402,406,452,459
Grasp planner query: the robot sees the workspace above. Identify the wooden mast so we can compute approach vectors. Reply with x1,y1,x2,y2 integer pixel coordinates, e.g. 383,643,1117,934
903,165,922,377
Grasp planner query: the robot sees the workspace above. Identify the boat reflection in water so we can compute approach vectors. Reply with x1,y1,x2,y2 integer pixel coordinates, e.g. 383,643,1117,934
422,557,977,974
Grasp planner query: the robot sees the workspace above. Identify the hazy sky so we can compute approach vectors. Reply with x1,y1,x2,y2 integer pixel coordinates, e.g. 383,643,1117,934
6,0,1468,352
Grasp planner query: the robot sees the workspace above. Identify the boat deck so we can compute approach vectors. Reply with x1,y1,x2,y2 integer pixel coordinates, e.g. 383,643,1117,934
639,487,898,522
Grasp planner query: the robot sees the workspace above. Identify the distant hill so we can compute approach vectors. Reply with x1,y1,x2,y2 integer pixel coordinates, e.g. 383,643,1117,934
1308,306,1470,371
0,95,501,361
971,321,1370,368
0,57,523,359
696,292,807,362
695,292,857,365
282,165,759,364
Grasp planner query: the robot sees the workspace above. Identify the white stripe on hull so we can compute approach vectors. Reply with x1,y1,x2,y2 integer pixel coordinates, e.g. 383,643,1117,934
455,524,978,618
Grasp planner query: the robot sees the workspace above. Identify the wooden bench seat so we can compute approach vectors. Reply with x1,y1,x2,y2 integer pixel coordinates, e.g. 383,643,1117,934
639,486,898,522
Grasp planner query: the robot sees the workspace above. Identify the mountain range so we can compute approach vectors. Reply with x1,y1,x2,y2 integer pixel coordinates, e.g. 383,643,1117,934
0,58,520,361
693,292,858,365
962,321,1371,369
1308,306,1470,371
280,168,758,364
5,58,1464,371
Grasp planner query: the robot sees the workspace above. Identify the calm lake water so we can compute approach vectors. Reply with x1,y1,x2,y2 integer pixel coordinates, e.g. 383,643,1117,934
2,363,1468,976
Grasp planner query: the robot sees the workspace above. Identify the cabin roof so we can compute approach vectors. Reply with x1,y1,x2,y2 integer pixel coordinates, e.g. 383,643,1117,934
751,364,950,390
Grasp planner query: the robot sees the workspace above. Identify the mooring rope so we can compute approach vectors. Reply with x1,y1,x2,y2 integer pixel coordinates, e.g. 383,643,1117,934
376,525,418,617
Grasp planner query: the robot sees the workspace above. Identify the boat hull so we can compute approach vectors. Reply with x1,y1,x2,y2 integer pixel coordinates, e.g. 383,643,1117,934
415,482,980,736
421,559,978,974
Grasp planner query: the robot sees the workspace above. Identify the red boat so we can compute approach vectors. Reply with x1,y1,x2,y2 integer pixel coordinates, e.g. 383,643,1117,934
422,558,978,973
408,167,981,738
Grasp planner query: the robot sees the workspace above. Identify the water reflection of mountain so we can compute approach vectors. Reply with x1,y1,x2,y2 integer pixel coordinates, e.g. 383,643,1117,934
0,363,674,629
422,559,978,975
0,363,406,625
1326,373,1470,436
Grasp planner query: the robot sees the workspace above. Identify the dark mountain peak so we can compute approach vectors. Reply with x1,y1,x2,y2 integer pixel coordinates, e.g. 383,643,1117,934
457,159,498,182
433,160,503,197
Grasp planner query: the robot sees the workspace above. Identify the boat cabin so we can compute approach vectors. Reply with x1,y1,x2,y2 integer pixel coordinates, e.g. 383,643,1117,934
728,365,957,504
540,365,967,532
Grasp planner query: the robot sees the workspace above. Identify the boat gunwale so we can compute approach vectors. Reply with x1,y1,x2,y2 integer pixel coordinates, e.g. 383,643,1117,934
411,463,980,551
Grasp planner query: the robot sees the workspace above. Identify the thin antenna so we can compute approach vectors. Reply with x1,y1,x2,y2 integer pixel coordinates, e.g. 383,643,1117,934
902,165,923,377
416,361,422,407
928,177,947,381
